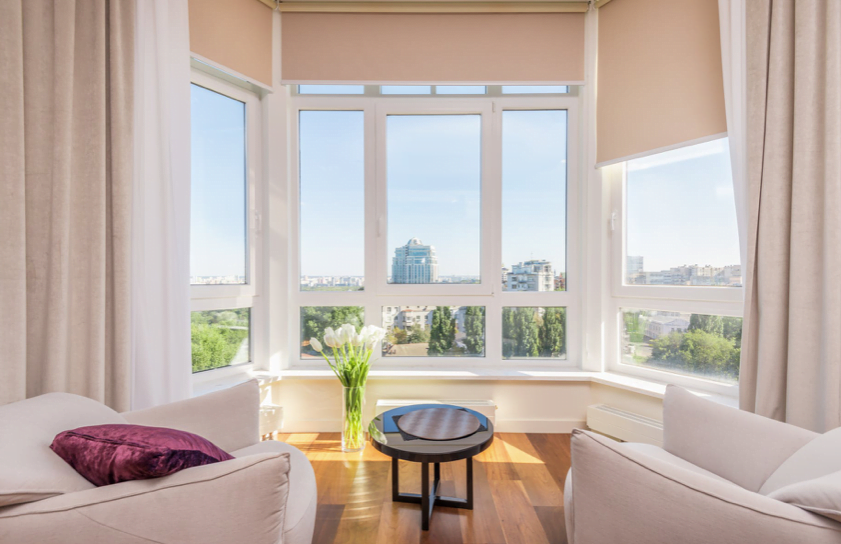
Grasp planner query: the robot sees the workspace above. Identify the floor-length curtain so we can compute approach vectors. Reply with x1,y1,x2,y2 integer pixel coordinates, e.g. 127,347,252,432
741,0,841,432
131,0,192,410
0,0,134,411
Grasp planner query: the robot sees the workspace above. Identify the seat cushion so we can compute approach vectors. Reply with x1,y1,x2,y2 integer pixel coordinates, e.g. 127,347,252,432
760,426,841,495
0,393,127,507
232,440,317,544
621,443,736,486
769,470,841,523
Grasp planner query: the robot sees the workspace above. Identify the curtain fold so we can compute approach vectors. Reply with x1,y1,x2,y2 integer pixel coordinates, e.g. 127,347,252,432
0,0,134,411
131,0,192,410
741,0,841,432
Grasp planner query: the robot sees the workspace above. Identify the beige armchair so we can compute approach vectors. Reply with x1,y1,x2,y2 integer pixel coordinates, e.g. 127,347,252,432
565,385,841,544
0,380,316,544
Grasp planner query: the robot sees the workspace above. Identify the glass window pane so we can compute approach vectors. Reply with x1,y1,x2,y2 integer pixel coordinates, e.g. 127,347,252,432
625,138,741,287
190,84,247,285
298,85,365,94
299,111,365,291
300,306,365,358
502,110,567,291
191,309,250,372
621,309,742,383
382,306,485,357
387,115,481,284
502,307,566,359
381,86,432,94
436,86,486,95
502,86,569,94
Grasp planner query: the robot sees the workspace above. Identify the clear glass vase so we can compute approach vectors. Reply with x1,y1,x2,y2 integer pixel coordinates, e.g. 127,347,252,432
342,386,366,453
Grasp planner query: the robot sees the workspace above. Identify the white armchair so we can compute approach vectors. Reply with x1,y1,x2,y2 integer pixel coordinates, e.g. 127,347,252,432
0,380,316,544
565,385,841,544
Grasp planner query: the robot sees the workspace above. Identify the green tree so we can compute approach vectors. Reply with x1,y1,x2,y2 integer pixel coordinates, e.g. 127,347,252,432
722,316,743,347
513,308,540,357
688,314,724,337
539,307,565,357
407,326,430,344
651,329,738,379
301,306,364,354
390,327,409,345
464,306,485,355
191,322,247,373
428,306,454,356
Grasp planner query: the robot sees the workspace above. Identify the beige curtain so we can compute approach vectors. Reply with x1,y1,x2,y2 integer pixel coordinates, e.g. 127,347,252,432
741,0,841,432
0,0,134,411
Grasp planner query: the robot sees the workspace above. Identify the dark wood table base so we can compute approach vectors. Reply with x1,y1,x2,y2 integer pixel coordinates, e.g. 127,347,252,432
391,456,474,531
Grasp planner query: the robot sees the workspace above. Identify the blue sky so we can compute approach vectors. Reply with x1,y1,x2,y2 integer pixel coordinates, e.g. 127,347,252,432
626,138,740,271
190,84,247,279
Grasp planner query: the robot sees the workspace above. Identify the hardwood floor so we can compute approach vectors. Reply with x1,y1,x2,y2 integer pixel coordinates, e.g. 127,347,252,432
274,433,571,544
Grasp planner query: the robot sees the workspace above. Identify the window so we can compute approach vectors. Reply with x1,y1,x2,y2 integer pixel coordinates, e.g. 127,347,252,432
502,86,569,94
299,85,365,94
609,137,742,390
382,85,432,94
190,70,262,375
290,86,579,366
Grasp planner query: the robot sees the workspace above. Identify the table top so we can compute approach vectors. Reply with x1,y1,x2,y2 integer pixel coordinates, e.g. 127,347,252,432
370,404,494,463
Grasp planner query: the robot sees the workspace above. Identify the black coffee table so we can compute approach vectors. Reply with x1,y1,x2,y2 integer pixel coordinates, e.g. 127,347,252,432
370,404,494,530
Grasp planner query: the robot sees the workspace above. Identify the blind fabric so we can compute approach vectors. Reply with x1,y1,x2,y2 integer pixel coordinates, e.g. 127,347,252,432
280,12,586,84
596,0,727,166
189,0,273,87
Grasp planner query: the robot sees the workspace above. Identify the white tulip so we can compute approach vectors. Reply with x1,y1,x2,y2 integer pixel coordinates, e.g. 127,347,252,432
341,324,356,342
310,338,323,352
323,327,337,348
351,333,364,347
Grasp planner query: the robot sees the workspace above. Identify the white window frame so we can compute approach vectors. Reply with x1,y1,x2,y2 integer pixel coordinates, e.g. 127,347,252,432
189,69,265,378
288,90,581,369
604,160,742,396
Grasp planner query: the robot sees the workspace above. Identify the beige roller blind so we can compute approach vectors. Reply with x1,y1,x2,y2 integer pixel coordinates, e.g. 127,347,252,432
280,12,585,84
189,0,273,87
596,0,726,166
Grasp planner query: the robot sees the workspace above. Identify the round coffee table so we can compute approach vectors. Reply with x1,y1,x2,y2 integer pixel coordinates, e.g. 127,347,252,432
370,404,494,530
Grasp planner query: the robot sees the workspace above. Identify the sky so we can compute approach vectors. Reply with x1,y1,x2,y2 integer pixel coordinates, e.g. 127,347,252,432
190,84,247,279
625,137,740,271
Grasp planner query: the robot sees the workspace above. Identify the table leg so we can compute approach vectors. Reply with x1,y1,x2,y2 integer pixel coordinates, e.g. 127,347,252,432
466,457,474,509
421,462,430,531
392,457,400,502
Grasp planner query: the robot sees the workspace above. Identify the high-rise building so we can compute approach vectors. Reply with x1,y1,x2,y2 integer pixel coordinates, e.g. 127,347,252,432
627,256,644,279
392,238,439,283
505,260,554,291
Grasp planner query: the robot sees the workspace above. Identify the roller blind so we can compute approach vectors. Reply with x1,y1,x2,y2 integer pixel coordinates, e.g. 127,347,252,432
189,0,273,87
280,12,586,84
596,0,726,166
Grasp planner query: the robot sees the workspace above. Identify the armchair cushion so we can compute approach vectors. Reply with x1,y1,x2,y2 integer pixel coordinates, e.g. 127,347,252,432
770,470,841,523
0,393,127,508
760,427,841,495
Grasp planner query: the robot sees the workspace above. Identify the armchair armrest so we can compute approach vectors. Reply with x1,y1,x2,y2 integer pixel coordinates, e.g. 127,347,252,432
570,429,841,544
663,385,817,491
122,379,260,452
0,452,291,544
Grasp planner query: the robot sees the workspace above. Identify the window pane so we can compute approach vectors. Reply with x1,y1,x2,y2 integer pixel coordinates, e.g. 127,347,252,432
621,309,742,383
382,306,485,357
436,86,486,95
381,86,432,94
502,110,567,291
300,306,365,358
502,86,569,94
502,307,566,359
299,111,365,291
190,84,246,285
625,138,741,286
387,115,481,284
191,309,250,372
298,85,365,94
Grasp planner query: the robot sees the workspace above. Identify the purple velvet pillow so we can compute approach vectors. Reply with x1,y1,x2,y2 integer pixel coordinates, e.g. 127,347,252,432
50,424,234,486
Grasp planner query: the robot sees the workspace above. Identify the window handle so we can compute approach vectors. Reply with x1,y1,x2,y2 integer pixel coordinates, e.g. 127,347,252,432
610,211,617,232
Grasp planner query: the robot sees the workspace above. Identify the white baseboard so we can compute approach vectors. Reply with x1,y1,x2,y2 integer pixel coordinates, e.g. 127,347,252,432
280,418,585,434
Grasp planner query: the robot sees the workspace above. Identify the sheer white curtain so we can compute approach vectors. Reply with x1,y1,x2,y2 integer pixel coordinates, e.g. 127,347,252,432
132,0,192,409
718,0,748,270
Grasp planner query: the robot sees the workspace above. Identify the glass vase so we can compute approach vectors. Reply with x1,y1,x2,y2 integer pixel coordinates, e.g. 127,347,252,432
342,386,366,453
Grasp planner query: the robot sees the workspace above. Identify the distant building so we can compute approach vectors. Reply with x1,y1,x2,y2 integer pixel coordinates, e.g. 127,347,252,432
505,260,554,291
392,238,439,284
644,315,690,339
627,256,644,281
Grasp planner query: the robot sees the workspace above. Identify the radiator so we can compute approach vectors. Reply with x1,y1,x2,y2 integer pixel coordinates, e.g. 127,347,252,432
586,404,663,446
376,399,496,425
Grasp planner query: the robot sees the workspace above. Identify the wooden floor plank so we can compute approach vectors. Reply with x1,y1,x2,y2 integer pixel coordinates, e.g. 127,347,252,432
286,433,569,544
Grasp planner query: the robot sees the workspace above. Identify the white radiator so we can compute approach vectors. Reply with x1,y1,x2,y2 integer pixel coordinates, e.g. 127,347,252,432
376,399,496,425
586,404,663,446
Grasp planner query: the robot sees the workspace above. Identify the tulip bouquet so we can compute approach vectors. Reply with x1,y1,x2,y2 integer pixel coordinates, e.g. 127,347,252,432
310,324,386,452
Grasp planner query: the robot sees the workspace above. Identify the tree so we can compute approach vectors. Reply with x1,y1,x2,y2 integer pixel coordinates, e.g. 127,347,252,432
688,314,724,337
407,326,430,344
191,322,247,372
301,306,364,354
390,327,409,345
651,329,738,379
464,306,485,355
428,306,454,356
722,316,743,347
539,307,565,357
513,308,540,357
